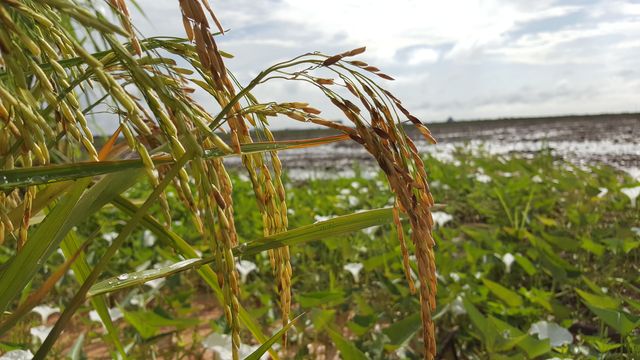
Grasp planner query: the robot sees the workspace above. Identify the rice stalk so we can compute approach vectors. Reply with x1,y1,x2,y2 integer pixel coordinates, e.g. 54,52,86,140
0,1,438,358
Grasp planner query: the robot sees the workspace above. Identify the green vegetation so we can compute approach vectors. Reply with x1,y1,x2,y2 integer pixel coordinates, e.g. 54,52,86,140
0,1,638,359
3,149,639,358
0,0,437,359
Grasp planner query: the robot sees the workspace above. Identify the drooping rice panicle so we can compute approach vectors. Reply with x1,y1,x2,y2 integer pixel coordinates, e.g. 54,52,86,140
0,1,438,358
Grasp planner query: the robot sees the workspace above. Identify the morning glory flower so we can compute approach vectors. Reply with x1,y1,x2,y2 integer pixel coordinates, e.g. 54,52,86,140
89,307,123,325
29,325,52,344
344,262,364,282
0,349,34,360
529,321,573,347
31,305,60,323
621,186,640,207
502,253,515,273
236,260,258,283
431,211,453,227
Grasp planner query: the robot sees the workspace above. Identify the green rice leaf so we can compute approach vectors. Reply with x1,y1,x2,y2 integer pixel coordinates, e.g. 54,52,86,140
0,136,346,189
88,208,396,297
244,313,304,360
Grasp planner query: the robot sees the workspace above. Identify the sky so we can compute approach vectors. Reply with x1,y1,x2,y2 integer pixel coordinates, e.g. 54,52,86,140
126,0,640,128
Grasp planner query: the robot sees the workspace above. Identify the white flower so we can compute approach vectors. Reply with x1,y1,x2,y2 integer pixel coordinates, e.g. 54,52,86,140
145,278,165,290
30,325,52,344
31,305,60,323
344,262,364,282
431,211,453,227
314,214,336,223
450,296,466,316
89,307,123,325
502,253,515,273
350,181,360,189
0,350,34,360
632,227,640,237
102,232,118,244
450,272,461,282
339,188,351,195
129,294,146,307
347,195,360,207
597,187,608,198
361,225,380,238
621,186,640,207
202,332,264,359
475,173,491,183
531,175,543,183
143,230,157,247
236,260,258,283
529,321,573,347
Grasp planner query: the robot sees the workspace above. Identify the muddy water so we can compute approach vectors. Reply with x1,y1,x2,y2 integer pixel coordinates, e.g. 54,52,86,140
225,114,640,180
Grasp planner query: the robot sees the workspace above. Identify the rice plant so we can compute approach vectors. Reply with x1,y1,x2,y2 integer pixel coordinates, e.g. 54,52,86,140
0,1,438,359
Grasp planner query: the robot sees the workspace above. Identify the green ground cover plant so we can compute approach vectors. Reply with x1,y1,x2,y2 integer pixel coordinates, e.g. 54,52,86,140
2,149,639,359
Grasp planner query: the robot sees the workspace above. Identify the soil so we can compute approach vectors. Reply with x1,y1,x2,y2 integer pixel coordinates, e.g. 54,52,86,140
247,113,640,176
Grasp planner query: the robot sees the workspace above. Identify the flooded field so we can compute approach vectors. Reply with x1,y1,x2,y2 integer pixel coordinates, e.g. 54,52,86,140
232,113,640,180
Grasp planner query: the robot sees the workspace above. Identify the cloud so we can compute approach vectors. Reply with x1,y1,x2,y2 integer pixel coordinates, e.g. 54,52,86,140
110,0,640,130
408,48,440,65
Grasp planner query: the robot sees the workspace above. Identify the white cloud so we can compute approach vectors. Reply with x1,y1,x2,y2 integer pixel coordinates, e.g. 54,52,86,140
109,0,640,130
408,48,439,65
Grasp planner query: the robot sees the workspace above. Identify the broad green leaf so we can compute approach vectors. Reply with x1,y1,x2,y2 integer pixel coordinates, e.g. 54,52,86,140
297,291,345,308
581,238,605,256
583,335,622,353
311,309,336,332
482,279,523,307
514,254,537,275
244,313,304,360
347,314,377,337
575,289,620,310
327,328,367,360
584,304,639,336
382,312,421,350
462,297,499,350
488,316,551,358
535,215,557,227
122,310,199,339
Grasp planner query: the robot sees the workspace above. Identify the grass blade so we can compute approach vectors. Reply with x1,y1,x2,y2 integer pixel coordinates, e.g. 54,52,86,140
88,207,396,296
0,135,347,189
244,313,304,360
0,234,91,335
0,178,90,314
60,232,127,358
110,196,279,359
34,154,189,358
